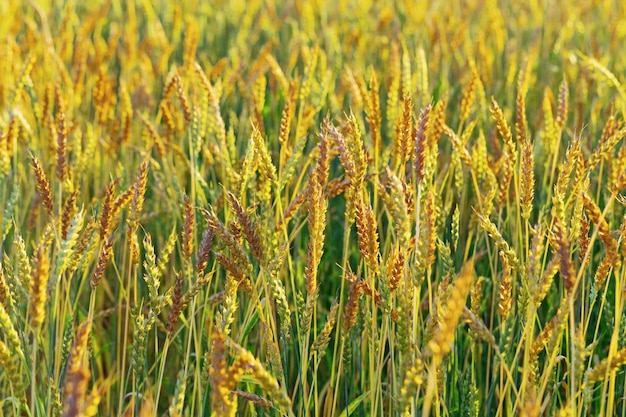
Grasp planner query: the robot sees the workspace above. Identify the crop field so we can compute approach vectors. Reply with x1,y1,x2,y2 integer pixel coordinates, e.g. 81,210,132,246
0,0,626,416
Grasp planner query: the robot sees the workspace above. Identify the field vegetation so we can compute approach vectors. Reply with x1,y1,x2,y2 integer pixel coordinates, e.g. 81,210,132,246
0,1,626,416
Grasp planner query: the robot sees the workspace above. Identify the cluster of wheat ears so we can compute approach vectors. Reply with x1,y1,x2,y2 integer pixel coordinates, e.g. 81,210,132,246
1,0,626,416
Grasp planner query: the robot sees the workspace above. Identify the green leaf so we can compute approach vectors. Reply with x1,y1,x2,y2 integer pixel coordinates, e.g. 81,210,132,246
239,310,259,344
338,392,369,417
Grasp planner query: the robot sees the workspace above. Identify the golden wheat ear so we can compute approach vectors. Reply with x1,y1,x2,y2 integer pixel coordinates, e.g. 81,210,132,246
426,259,475,359
29,243,51,330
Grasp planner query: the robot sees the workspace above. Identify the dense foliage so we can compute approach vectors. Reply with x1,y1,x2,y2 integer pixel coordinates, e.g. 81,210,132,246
0,1,625,416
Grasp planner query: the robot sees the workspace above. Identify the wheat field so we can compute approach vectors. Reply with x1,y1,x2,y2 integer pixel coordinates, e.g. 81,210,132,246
0,0,626,416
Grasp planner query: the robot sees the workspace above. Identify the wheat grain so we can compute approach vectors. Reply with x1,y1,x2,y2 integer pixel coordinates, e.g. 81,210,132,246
311,299,339,357
56,109,67,181
414,103,431,182
460,72,477,125
29,243,50,330
227,191,263,264
63,320,92,417
520,138,535,219
0,340,23,397
182,194,195,261
31,156,54,216
462,306,497,347
229,340,294,417
584,347,626,386
583,192,619,289
427,260,475,359
476,212,519,269
398,350,425,411
90,236,113,289
168,368,187,417
342,274,363,334
498,251,512,319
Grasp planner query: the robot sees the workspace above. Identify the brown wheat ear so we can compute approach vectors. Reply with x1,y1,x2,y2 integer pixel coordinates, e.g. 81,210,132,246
342,273,363,334
182,194,195,261
196,226,214,277
61,190,78,239
167,272,184,335
31,156,54,217
227,191,263,264
553,218,575,292
386,245,406,293
99,179,118,241
56,109,68,181
498,251,512,320
91,236,113,289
